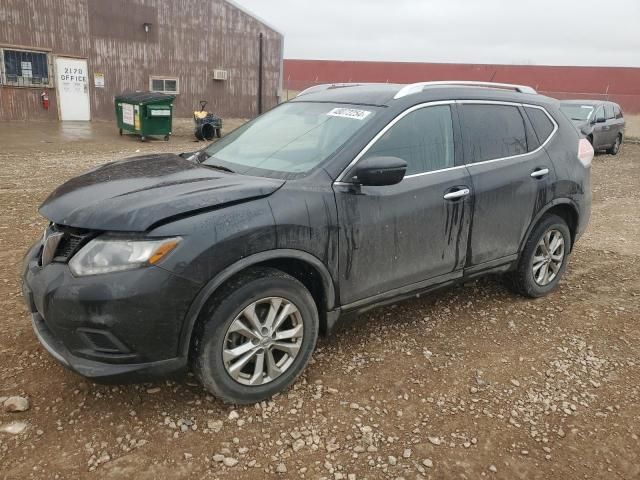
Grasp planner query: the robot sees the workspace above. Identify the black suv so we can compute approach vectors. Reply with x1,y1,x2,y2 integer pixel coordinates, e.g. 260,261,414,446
560,100,625,155
23,82,593,404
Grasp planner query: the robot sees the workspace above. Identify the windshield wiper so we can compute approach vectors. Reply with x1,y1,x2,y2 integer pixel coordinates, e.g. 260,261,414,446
202,163,235,174
195,150,211,163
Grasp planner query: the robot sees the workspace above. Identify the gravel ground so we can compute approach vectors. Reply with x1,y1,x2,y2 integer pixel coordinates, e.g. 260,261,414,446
0,122,638,479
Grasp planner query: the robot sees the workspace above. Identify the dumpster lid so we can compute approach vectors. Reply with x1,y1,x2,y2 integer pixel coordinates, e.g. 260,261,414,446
115,91,176,104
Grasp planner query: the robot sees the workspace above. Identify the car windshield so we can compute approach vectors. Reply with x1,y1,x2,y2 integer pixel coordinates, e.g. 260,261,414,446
202,102,379,179
560,104,594,121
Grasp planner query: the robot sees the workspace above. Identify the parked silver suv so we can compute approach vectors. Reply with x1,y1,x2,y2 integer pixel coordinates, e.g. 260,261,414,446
560,100,625,155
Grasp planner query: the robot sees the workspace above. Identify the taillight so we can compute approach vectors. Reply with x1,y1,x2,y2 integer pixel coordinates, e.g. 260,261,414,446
578,138,594,168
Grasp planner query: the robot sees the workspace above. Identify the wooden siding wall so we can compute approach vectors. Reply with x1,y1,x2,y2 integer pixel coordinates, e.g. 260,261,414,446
0,0,283,121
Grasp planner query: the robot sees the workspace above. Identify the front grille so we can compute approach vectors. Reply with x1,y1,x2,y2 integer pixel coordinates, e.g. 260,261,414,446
53,232,87,261
43,224,95,264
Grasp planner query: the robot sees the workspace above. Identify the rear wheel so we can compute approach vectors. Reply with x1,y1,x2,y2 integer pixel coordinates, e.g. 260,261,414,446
607,134,622,155
192,268,319,404
507,214,571,298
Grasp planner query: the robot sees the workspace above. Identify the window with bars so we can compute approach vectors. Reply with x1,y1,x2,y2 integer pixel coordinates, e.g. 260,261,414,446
149,76,179,94
1,48,51,87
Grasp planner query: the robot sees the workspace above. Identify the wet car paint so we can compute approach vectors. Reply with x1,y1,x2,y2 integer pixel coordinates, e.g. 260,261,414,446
40,153,284,231
23,85,591,383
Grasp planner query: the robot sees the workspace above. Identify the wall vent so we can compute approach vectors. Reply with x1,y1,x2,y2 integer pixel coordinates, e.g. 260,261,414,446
213,69,228,81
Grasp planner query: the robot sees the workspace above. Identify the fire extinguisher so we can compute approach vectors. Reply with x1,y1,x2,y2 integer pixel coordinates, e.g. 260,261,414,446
41,90,49,110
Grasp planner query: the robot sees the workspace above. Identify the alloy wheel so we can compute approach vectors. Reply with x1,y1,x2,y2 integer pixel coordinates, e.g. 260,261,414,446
532,229,565,286
222,297,304,386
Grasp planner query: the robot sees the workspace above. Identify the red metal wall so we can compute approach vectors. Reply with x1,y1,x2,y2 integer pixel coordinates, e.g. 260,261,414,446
284,60,640,113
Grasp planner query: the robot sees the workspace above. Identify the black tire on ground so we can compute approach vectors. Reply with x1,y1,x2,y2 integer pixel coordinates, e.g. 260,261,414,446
119,128,123,136
607,134,622,155
192,267,319,405
506,214,572,298
164,134,170,141
199,123,215,141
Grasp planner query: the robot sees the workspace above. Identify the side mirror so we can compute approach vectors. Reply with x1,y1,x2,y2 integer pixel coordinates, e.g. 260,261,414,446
353,156,407,186
596,116,606,123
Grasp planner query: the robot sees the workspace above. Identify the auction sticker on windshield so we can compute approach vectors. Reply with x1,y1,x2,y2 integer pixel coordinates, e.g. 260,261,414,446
327,108,372,120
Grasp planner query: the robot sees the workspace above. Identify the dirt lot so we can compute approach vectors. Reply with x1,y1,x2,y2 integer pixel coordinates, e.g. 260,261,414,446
0,121,639,480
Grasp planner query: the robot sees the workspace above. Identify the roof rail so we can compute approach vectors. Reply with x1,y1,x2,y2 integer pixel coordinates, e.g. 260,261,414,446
393,81,537,99
296,83,370,97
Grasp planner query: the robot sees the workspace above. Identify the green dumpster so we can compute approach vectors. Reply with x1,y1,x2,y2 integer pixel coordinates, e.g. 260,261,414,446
115,91,176,142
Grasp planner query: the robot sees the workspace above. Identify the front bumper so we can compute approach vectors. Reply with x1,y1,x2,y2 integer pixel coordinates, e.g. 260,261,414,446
22,243,195,382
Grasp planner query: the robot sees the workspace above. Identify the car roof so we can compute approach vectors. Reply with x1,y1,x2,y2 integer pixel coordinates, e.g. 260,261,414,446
291,82,555,108
560,99,618,107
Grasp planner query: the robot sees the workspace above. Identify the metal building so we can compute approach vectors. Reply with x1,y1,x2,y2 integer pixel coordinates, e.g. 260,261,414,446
284,60,640,114
0,0,283,121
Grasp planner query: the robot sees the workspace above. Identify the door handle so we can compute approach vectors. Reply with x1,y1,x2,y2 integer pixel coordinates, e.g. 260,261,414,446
530,168,549,179
443,188,470,200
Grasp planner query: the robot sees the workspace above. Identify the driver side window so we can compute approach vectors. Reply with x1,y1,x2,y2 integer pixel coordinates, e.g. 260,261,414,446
362,105,455,176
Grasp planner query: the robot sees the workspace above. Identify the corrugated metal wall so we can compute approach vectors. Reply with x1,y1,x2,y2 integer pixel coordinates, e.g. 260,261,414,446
0,0,283,121
284,60,640,113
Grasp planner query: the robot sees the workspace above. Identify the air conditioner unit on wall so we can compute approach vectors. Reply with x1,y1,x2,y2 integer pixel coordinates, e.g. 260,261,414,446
213,69,228,81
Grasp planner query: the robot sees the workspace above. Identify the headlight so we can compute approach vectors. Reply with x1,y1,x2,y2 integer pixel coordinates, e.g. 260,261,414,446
69,236,181,276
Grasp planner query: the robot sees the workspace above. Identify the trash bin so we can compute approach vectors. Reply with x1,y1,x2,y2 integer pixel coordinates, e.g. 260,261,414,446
115,91,175,142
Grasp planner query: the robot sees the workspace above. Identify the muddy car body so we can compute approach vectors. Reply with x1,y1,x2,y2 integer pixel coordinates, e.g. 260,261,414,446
23,82,593,403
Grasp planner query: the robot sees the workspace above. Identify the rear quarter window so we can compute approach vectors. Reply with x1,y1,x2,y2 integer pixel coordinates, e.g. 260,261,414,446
614,105,623,119
524,107,556,145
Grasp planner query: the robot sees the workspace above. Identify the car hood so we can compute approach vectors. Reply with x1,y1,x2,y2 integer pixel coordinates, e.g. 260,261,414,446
39,153,284,231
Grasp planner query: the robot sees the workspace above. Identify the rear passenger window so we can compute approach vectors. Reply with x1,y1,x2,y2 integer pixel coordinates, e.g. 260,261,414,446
605,105,615,119
363,105,454,176
525,107,555,145
460,104,527,163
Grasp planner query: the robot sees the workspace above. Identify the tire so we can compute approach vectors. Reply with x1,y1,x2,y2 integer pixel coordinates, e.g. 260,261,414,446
192,267,319,404
607,134,622,155
507,214,571,298
140,135,146,142
199,123,215,141
119,128,123,136
164,134,170,141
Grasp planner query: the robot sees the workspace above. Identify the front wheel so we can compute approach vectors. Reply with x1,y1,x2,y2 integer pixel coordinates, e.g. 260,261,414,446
507,214,571,298
192,267,319,404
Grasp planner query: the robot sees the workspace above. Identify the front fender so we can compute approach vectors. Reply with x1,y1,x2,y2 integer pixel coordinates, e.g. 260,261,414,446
176,249,337,358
